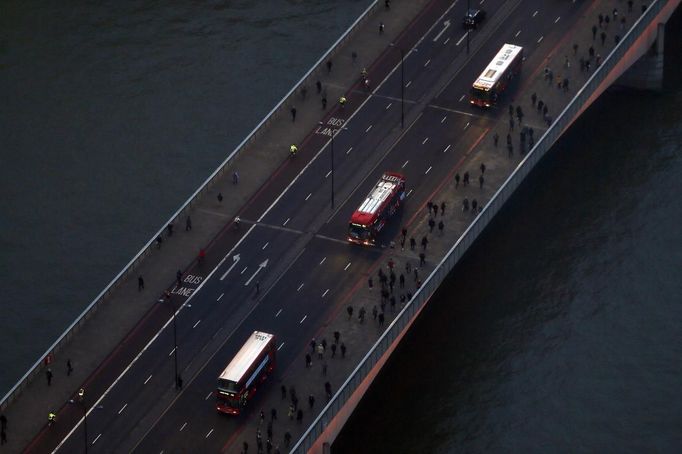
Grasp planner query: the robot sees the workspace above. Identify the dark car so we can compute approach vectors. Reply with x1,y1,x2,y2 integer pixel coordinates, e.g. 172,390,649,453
463,8,486,29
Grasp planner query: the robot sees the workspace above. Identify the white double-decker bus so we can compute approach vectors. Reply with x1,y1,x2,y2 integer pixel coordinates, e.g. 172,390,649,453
470,43,523,107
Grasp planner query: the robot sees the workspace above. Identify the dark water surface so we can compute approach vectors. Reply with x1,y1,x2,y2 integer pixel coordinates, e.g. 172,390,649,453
0,0,371,395
335,11,682,454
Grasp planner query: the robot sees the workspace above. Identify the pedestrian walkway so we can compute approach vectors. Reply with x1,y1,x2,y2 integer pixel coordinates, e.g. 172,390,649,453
223,0,648,451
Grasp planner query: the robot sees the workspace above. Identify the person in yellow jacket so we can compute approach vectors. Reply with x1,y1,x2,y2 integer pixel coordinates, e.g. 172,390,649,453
339,96,347,107
48,412,56,425
289,144,298,156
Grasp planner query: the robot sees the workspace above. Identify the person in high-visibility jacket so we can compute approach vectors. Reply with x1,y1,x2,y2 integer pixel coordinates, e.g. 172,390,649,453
339,96,347,107
290,144,298,156
48,412,56,425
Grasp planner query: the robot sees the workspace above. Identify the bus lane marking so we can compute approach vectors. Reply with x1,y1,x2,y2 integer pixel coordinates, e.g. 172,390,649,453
299,315,307,324
144,375,152,385
180,422,187,432
118,403,127,415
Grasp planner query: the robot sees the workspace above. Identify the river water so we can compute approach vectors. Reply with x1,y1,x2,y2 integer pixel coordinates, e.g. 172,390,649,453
1,1,680,452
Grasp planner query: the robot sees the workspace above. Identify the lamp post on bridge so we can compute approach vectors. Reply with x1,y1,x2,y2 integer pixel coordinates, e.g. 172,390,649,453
319,121,348,209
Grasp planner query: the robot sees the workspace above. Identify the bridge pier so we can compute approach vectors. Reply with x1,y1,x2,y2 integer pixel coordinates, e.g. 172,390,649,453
617,22,665,91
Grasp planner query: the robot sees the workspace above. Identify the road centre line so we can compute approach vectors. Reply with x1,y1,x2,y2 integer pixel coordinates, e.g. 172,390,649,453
193,320,201,329
346,147,353,154
422,137,429,145
554,16,560,23
262,242,269,250
386,102,392,110
217,293,223,301
402,160,409,168
441,116,447,123
533,10,538,17
206,429,214,439
297,283,304,291
424,59,431,67
300,315,307,324
456,33,467,46
205,392,212,400
92,434,102,445
537,36,544,43
275,309,282,317
168,347,175,357
459,94,465,102
283,217,290,226
241,266,248,274
305,193,312,201
325,170,332,178
344,262,351,271
464,122,470,130
425,166,432,175
365,125,373,133
144,375,152,385
179,422,187,432
406,189,414,197
515,30,521,37
319,257,326,265
278,342,285,351
118,403,128,415
322,289,329,298
443,37,450,45
443,144,451,153
405,81,412,88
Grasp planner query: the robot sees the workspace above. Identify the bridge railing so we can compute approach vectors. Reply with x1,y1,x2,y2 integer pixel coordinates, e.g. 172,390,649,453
291,1,666,451
0,1,381,412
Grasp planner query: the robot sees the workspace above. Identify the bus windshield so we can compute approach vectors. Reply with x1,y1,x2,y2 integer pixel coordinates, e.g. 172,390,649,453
218,379,238,394
348,223,371,241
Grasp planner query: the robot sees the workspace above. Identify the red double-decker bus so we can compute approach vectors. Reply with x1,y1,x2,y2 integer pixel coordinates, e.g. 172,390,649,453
348,172,406,246
470,43,523,107
216,331,276,415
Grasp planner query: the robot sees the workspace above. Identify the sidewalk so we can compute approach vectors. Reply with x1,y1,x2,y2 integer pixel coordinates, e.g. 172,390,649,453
223,0,647,452
0,1,436,452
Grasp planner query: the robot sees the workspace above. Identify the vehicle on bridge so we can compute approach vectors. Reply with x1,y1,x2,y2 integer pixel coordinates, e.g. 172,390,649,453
348,172,406,246
216,331,276,415
470,43,523,108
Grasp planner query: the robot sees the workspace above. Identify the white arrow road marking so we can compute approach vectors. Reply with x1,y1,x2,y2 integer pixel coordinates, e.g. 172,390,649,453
432,19,451,42
245,259,268,286
219,254,241,281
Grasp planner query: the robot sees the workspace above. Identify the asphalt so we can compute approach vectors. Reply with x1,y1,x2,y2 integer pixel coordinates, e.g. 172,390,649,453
0,0,645,453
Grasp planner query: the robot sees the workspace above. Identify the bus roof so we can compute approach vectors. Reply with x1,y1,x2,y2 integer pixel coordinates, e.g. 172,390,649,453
219,331,274,384
351,172,405,225
473,44,523,91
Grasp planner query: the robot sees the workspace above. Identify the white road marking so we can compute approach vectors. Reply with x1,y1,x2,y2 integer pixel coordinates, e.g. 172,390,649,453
346,146,353,155
240,266,248,274
305,193,312,201
144,375,152,385
92,434,102,445
205,392,212,400
180,422,187,432
168,348,175,357
424,59,431,67
554,16,561,23
443,144,451,153
206,429,214,439
441,116,447,123
533,10,538,17
422,137,429,145
244,259,268,286
283,218,290,226
275,309,282,317
405,81,412,88
432,19,451,42
325,170,332,178
300,315,307,324
278,342,285,351
515,30,521,37
219,254,241,281
319,257,326,265
217,293,223,301
456,33,467,46
297,283,304,291
365,125,373,133
459,94,466,102
193,320,201,329
406,189,414,197
118,403,127,415
537,36,544,43
425,166,432,175
402,160,409,168
344,262,351,271
444,37,450,45
464,122,470,130
262,242,269,250
386,102,392,110
322,289,329,297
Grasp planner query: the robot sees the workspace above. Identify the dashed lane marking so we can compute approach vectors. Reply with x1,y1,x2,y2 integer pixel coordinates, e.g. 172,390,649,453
406,189,414,197
240,266,248,274
422,137,429,145
402,160,409,168
344,262,351,271
386,102,392,110
533,10,538,17
297,283,304,292
205,392,212,401
206,429,214,439
464,122,470,130
144,375,152,385
405,81,412,88
459,94,466,102
305,193,312,201
283,218,290,226
441,116,447,123
325,170,332,178
300,315,307,324
365,125,373,133
537,36,544,43
456,33,467,46
262,242,269,250
118,403,127,415
180,422,187,432
424,59,431,67
425,166,432,175
322,289,329,298
275,309,282,317
278,342,285,351
554,16,560,23
443,37,450,45
346,146,353,155
168,348,176,357
443,144,451,153
217,293,223,301
193,320,201,329
515,30,521,37
319,257,326,265
92,434,102,445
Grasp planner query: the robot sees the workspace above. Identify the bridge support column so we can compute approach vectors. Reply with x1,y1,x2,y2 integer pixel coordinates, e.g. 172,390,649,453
617,22,665,91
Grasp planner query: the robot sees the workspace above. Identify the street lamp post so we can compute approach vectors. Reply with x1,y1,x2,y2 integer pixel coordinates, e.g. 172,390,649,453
77,388,88,454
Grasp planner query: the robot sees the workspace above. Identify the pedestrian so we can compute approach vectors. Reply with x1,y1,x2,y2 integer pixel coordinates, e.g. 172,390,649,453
217,192,224,203
462,197,469,211
509,116,515,131
271,408,277,421
322,338,327,350
368,277,373,291
1,429,6,446
378,312,385,326
334,331,340,344
340,343,346,358
46,368,52,386
288,404,295,420
600,31,606,45
438,220,444,235
359,306,366,323
421,236,428,250
564,55,570,69
290,107,296,122
531,92,537,107
562,78,569,92
507,143,513,157
47,412,56,425
516,105,523,122
186,216,192,231
301,85,308,99
308,394,315,409
463,171,470,186
398,273,404,289
326,60,332,73
385,0,391,9
585,60,591,72
316,80,322,94
479,174,484,188
432,203,439,217
167,223,173,237
156,235,163,249
480,163,486,174
596,54,602,66
598,13,604,28
592,25,598,40
419,252,426,266
409,237,416,250
627,0,633,12
351,51,357,64
305,353,312,368
347,305,353,319
604,15,610,28
589,45,595,59
324,382,332,400
615,35,620,45
0,414,6,431
317,343,324,359
67,359,73,376
543,104,548,117
405,261,411,274
138,275,144,291
331,343,337,357
266,439,272,453
401,227,407,239
322,362,327,376
579,56,585,72
428,218,435,232
493,132,499,147
321,96,327,110
440,201,446,215
379,22,384,34
472,199,478,212
508,104,513,117
573,43,579,55
281,385,287,400
455,173,460,187
260,409,265,424
427,200,433,213
537,99,544,112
